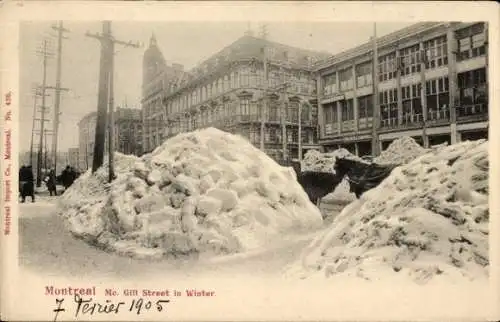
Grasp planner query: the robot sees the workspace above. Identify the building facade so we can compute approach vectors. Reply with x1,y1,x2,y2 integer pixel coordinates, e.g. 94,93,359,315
77,111,98,170
142,32,330,163
315,22,488,156
113,107,143,156
78,107,144,170
142,34,190,153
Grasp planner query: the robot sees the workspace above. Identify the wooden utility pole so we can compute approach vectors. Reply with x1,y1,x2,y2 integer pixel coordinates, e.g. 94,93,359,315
86,21,140,179
419,37,429,148
87,21,111,174
298,100,306,163
35,39,53,187
29,92,37,167
51,21,70,176
260,24,269,151
108,38,115,182
279,67,291,163
371,22,381,157
29,88,48,167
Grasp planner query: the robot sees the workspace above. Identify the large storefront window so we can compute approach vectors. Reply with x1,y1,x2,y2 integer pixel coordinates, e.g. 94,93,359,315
324,103,335,123
457,68,487,117
426,77,449,121
378,53,396,81
380,89,398,127
402,83,423,125
399,45,421,76
357,95,373,119
323,73,337,96
339,68,353,91
424,36,448,69
341,99,354,121
456,23,486,61
356,61,372,88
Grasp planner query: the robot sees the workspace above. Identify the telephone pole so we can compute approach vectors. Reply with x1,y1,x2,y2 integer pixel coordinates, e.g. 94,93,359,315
29,88,51,167
275,65,292,164
35,39,54,187
108,37,115,182
51,21,70,176
371,22,381,157
86,21,140,179
259,24,269,151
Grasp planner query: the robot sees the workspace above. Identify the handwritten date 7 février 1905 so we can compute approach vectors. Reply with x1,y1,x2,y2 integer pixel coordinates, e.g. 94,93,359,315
53,294,170,321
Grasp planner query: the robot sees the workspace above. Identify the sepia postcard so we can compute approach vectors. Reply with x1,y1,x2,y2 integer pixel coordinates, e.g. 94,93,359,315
1,1,499,321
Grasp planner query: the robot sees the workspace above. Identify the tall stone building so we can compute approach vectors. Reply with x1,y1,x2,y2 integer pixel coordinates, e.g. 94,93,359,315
77,111,98,170
78,107,144,170
113,107,143,156
141,34,190,153
141,32,331,163
315,22,488,156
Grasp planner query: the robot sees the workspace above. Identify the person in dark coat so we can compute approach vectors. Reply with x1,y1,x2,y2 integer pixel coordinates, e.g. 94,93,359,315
19,165,35,203
61,165,76,191
44,169,57,196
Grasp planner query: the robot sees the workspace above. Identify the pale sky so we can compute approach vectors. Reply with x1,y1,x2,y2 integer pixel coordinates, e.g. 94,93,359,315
19,21,412,152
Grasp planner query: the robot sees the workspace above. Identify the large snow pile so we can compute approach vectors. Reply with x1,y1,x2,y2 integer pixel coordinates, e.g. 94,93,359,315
288,139,489,284
57,128,323,259
375,136,429,165
302,149,367,204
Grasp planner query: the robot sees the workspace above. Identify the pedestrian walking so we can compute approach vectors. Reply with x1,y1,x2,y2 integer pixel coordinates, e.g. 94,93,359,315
44,169,57,196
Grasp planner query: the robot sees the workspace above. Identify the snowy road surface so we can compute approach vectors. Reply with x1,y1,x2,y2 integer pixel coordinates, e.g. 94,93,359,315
19,196,336,279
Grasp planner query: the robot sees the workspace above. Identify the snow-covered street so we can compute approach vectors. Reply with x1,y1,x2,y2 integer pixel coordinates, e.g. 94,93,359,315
19,131,489,285
19,195,332,279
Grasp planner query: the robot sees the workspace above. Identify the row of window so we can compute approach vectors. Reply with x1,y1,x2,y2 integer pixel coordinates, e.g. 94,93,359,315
323,95,374,123
244,127,316,145
322,67,486,127
162,67,315,116
456,23,487,61
322,24,486,95
226,98,313,122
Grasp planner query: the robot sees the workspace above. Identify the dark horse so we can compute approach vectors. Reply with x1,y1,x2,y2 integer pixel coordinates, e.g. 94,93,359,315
333,157,399,198
291,161,344,208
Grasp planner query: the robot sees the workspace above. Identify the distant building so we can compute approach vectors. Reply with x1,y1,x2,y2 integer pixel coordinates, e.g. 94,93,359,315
77,111,98,170
314,22,488,156
113,107,143,156
78,107,143,170
142,34,189,153
141,32,331,163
